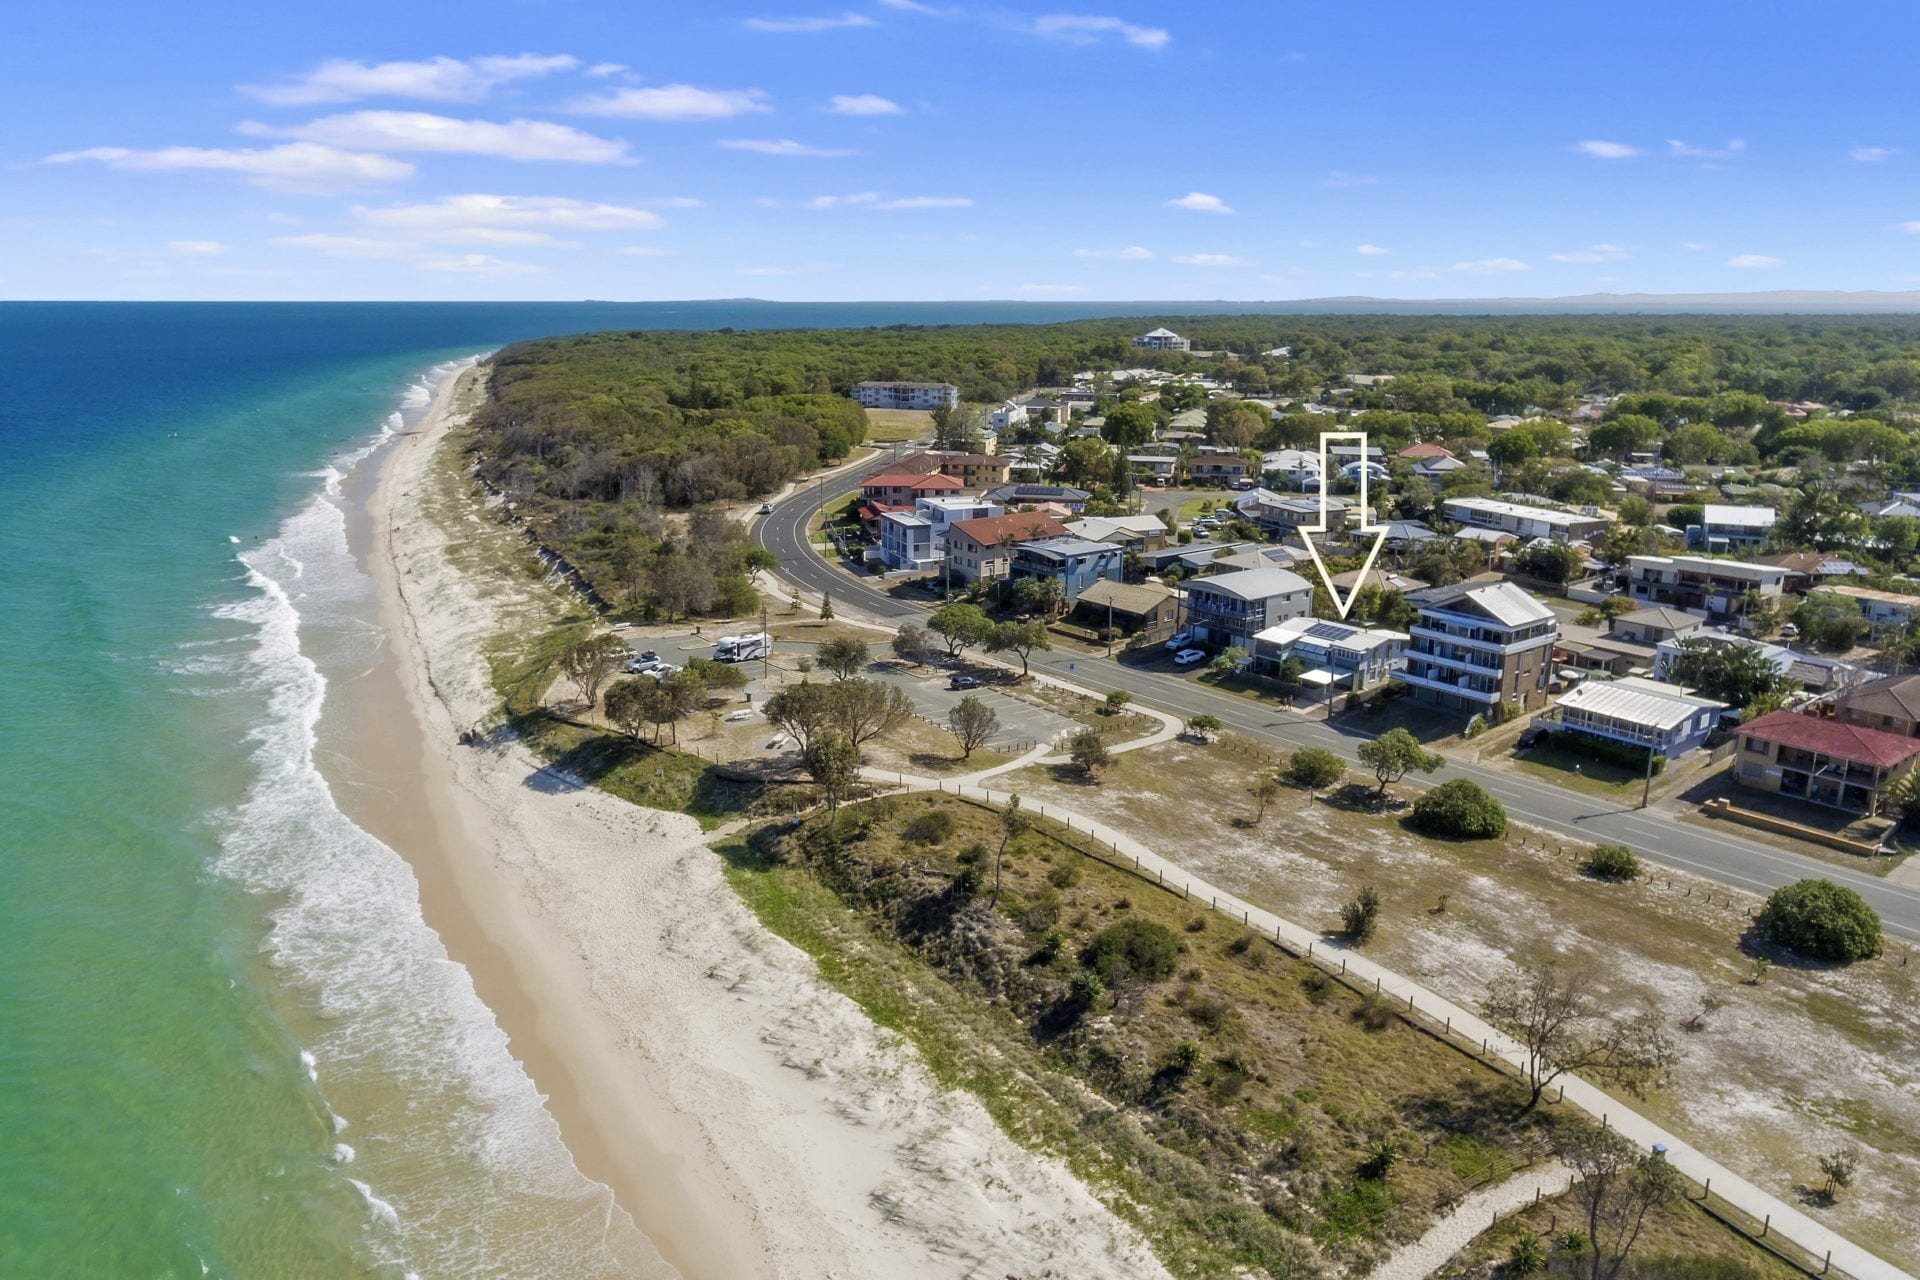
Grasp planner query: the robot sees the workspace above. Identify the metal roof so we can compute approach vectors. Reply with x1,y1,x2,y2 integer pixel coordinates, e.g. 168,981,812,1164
1555,679,1725,732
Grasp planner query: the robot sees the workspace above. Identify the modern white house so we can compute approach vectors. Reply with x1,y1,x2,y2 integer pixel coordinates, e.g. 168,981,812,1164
850,380,960,410
1131,327,1191,351
1818,584,1920,628
1624,554,1789,621
1251,616,1408,692
915,495,1000,538
988,398,1029,431
878,511,942,571
1546,676,1727,759
1442,496,1611,542
1065,514,1170,548
1401,581,1559,714
1692,504,1777,550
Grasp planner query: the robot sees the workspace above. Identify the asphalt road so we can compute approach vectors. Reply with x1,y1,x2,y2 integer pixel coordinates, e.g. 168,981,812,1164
751,467,1920,944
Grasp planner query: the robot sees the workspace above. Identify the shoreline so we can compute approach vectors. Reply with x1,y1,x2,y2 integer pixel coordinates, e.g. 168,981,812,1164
329,361,1171,1279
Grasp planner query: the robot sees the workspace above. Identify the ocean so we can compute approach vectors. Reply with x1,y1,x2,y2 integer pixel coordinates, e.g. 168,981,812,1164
0,300,1166,1277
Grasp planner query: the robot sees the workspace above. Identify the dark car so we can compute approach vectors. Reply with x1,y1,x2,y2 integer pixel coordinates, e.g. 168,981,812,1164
1516,726,1550,750
949,674,982,690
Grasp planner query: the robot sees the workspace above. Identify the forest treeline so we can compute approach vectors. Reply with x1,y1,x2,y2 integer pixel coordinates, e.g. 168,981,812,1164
468,315,1920,618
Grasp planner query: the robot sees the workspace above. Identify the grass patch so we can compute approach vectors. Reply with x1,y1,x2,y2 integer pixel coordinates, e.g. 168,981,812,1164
861,407,934,443
723,794,1552,1277
1450,1187,1808,1280
519,714,779,830
1510,740,1645,798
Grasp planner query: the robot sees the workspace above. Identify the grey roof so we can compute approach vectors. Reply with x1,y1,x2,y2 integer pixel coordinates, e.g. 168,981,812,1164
1411,579,1556,627
1186,566,1311,601
1616,606,1701,630
1015,536,1118,561
986,484,1091,502
1842,673,1920,724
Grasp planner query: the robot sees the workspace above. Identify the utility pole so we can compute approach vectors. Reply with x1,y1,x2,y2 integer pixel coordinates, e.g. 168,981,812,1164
1107,597,1115,657
760,603,770,691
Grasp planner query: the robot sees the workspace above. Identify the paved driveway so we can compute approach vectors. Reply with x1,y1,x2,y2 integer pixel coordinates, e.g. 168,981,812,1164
866,665,1077,751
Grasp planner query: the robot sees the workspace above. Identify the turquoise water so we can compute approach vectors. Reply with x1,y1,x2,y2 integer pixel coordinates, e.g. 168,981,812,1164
0,301,1174,1276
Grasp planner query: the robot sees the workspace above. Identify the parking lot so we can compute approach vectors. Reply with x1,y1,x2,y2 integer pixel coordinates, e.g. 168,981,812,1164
865,666,1078,750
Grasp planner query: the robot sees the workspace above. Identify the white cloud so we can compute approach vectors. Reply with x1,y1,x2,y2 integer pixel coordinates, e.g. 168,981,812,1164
1173,252,1253,267
570,84,770,120
263,111,630,163
878,0,947,11
1451,257,1531,274
1850,146,1896,163
1009,283,1087,296
1321,171,1379,188
1727,253,1781,269
808,192,879,208
168,240,229,256
1681,241,1710,251
1901,221,1920,234
1549,243,1630,263
720,138,857,157
586,62,627,78
355,193,665,232
618,245,672,256
241,54,577,105
432,227,562,245
827,93,903,116
1668,138,1745,160
744,11,874,31
1166,191,1232,214
1031,14,1170,49
1574,140,1640,159
46,143,413,193
1354,243,1389,255
1074,245,1153,260
271,233,415,258
416,253,540,274
807,191,967,209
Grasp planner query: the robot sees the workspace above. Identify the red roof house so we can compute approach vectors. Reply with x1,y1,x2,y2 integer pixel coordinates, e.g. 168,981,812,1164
1734,710,1920,815
1396,442,1455,460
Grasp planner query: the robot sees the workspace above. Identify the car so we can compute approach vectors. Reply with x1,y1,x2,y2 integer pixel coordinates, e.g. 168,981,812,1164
1516,726,1550,750
1230,477,1257,490
759,502,773,514
1164,631,1194,650
1173,648,1208,666
1778,622,1800,640
948,674,982,690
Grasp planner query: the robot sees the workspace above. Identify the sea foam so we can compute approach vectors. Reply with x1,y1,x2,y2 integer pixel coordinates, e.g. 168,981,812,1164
210,358,651,1278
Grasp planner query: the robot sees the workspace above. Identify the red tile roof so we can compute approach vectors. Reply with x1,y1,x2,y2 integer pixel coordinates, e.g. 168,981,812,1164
948,511,1067,546
862,470,965,491
1397,442,1455,459
1739,710,1920,770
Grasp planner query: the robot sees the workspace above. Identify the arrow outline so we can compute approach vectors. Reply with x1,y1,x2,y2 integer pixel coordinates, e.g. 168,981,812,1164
1296,430,1388,621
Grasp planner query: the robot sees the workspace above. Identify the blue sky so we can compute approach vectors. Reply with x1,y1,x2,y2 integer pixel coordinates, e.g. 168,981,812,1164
7,0,1920,301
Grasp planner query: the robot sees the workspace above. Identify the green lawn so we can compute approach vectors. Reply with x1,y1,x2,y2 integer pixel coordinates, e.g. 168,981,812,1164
1509,741,1649,799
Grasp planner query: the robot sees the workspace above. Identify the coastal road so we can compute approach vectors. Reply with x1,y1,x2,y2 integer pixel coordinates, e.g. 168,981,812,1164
752,472,1920,944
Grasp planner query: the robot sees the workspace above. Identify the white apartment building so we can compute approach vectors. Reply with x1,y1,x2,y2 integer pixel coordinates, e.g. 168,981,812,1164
1625,554,1789,621
851,380,960,410
1441,496,1611,542
1131,327,1191,351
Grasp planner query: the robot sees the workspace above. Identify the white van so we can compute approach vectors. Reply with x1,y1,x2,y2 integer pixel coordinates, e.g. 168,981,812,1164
713,632,772,662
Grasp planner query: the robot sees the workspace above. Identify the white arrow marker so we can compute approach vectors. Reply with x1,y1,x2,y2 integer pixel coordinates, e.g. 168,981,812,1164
1297,430,1387,621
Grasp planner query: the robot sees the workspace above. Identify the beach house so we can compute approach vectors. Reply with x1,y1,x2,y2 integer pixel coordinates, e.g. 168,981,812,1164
1182,567,1314,649
1401,581,1559,715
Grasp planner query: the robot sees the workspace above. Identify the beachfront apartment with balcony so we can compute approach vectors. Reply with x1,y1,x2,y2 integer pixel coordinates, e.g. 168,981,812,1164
1400,580,1559,714
1624,554,1789,623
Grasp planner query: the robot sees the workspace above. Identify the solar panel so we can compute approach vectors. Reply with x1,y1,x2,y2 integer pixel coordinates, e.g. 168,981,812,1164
1305,621,1354,642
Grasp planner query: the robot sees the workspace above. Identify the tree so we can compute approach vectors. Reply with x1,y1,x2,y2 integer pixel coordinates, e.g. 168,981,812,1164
650,668,706,743
931,403,987,451
929,602,992,656
805,732,861,832
834,678,914,754
1514,540,1586,585
1793,593,1868,652
818,592,835,621
1552,1124,1684,1280
1008,574,1064,619
1356,727,1444,799
1287,746,1346,797
764,681,837,753
1068,728,1111,779
1485,966,1676,1110
1250,774,1284,823
1100,401,1157,449
1582,843,1641,881
817,636,871,680
1818,1148,1858,1201
1084,918,1179,986
1662,638,1787,708
603,677,658,744
1104,689,1132,715
1757,879,1883,961
948,694,998,758
1185,713,1223,741
986,619,1050,675
1054,436,1115,487
1342,886,1382,943
990,794,1032,907
560,633,626,708
1411,778,1508,838
891,623,932,666
1587,414,1663,459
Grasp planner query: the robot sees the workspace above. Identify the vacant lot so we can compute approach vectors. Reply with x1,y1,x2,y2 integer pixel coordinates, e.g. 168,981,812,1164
997,736,1920,1271
862,406,934,442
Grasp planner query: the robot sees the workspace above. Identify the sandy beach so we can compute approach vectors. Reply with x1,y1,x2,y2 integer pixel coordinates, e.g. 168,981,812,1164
323,362,1170,1279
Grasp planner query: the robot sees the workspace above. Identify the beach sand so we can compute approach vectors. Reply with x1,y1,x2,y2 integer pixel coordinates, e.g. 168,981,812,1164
322,362,1171,1279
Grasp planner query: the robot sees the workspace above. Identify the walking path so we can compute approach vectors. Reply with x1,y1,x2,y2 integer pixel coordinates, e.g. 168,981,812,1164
1367,1162,1570,1280
852,769,1911,1280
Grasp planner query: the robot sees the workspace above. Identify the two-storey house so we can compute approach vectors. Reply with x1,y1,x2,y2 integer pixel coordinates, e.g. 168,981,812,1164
1181,567,1313,649
1009,536,1124,603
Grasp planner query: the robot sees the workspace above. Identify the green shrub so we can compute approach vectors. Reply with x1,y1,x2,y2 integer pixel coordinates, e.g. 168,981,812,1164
1758,879,1883,961
1342,886,1382,944
1583,843,1641,881
1286,746,1346,792
1103,689,1132,714
1084,918,1180,985
1550,728,1666,775
902,809,956,845
1508,1230,1548,1276
1066,967,1104,1007
1409,778,1507,839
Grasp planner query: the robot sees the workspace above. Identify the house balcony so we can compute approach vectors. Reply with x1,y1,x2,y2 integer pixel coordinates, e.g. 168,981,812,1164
1399,665,1502,703
1409,621,1553,654
1405,643,1503,674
